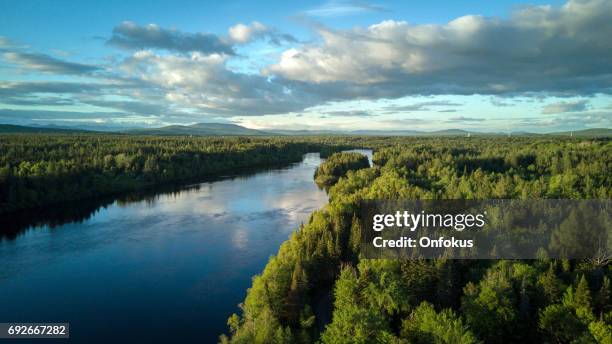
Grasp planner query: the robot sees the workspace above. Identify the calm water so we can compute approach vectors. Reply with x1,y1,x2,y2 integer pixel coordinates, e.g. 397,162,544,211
0,152,372,343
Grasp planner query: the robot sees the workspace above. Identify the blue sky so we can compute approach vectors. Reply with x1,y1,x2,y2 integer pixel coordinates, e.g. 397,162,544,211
0,0,610,132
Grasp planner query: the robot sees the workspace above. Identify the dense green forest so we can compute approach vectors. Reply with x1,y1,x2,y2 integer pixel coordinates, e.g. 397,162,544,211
1,134,610,342
0,134,369,214
221,138,611,344
315,152,371,189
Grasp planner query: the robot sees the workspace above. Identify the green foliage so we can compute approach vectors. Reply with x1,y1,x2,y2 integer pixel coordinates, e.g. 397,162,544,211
575,275,594,319
539,304,586,343
314,152,370,189
222,137,611,344
320,303,395,344
320,266,398,344
539,263,563,303
589,320,612,344
0,135,364,213
597,277,611,317
3,134,610,343
461,266,517,343
400,302,478,344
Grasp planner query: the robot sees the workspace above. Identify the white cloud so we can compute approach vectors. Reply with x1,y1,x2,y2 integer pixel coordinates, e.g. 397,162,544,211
447,116,485,122
108,21,234,55
3,52,100,75
229,22,268,43
119,51,315,116
2,0,612,130
383,101,462,112
542,100,589,114
266,0,612,98
228,21,297,45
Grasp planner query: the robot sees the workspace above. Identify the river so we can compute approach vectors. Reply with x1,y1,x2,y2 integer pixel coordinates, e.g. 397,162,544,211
0,150,371,343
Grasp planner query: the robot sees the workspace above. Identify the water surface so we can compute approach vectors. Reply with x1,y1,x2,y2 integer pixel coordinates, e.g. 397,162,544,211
0,153,336,343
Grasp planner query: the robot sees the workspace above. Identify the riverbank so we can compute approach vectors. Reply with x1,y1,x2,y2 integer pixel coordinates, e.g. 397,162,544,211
0,152,332,343
0,134,368,215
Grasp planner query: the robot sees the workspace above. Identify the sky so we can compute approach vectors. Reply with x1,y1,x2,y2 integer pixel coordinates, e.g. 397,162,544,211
0,0,611,132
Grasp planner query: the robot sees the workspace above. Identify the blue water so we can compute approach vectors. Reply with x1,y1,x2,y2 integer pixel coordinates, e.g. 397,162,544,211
0,153,337,343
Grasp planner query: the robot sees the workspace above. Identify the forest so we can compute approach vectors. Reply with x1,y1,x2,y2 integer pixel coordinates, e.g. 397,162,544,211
315,152,371,189
0,133,610,343
0,134,369,214
220,137,611,344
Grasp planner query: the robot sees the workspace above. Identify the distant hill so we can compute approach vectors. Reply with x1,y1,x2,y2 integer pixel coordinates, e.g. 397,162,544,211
548,128,612,137
426,129,472,136
1,123,610,137
269,129,349,136
125,123,273,136
0,124,92,134
509,131,541,136
350,129,422,136
271,128,480,136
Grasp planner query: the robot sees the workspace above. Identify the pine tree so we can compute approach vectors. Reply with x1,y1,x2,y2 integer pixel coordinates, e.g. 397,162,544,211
573,274,596,323
540,263,561,303
575,275,593,311
285,258,308,324
349,215,362,258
